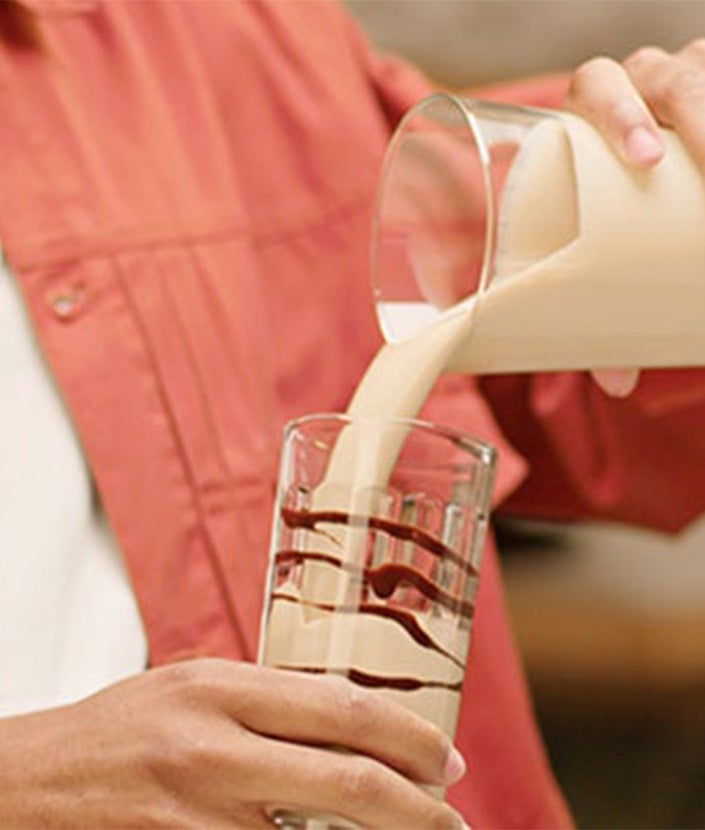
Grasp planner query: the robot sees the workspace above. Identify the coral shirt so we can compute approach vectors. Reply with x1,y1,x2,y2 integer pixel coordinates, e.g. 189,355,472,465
4,2,705,827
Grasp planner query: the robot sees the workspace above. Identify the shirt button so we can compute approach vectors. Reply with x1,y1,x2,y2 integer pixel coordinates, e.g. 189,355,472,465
49,282,86,321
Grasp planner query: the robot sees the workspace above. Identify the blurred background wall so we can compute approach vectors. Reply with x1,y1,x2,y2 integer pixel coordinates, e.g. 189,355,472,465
345,3,705,828
347,0,705,86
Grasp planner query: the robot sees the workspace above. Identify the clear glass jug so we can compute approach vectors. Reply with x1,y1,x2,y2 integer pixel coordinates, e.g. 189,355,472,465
372,93,705,374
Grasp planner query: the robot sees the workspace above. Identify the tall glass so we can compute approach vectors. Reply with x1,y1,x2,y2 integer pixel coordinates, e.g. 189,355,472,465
258,413,496,830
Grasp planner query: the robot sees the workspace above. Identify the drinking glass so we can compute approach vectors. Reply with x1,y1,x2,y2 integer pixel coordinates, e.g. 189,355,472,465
258,413,496,830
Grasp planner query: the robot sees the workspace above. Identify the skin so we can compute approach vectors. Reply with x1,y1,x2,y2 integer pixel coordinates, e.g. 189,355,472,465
2,41,705,830
568,42,705,398
0,660,467,829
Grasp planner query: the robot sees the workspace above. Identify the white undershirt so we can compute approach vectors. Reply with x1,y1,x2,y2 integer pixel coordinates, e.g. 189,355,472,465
0,256,147,716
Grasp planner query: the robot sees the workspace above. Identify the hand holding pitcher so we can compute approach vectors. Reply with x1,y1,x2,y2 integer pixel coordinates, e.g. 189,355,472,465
373,41,705,394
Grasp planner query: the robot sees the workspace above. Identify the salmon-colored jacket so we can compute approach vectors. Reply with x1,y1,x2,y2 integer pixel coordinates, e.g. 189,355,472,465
4,2,705,827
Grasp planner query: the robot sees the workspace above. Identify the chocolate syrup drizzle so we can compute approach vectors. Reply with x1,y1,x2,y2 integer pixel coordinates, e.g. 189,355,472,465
271,506,477,694
277,665,463,693
281,507,478,577
271,590,464,669
274,551,474,619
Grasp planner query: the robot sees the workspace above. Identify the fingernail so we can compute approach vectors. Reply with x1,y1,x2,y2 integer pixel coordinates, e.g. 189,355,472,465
593,367,639,398
443,745,467,784
624,125,663,166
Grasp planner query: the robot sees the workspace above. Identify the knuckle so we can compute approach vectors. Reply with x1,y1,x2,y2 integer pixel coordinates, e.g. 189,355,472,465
395,708,445,771
679,37,705,58
161,657,208,687
160,657,230,702
425,727,451,773
572,55,617,83
140,728,187,790
334,676,378,733
142,720,216,799
566,56,620,104
658,65,705,113
334,758,384,811
584,55,619,75
424,803,465,830
624,45,668,73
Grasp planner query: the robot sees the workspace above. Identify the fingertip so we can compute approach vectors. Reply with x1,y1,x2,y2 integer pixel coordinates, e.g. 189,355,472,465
593,368,640,398
443,745,467,785
623,124,664,167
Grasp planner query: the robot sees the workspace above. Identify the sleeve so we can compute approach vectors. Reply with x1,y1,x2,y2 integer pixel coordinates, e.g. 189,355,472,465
480,369,705,534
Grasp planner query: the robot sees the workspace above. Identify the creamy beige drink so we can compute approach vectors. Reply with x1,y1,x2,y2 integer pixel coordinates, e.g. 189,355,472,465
452,117,705,372
258,306,479,726
261,499,477,738
259,401,490,756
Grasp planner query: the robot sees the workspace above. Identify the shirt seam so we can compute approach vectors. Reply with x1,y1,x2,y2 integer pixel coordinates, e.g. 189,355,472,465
7,187,376,272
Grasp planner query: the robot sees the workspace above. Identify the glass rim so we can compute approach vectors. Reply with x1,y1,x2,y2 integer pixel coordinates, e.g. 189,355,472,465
370,91,495,343
371,92,563,343
283,411,497,469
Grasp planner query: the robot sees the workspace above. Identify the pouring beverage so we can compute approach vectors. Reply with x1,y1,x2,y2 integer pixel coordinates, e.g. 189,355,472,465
257,93,705,829
373,93,705,374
